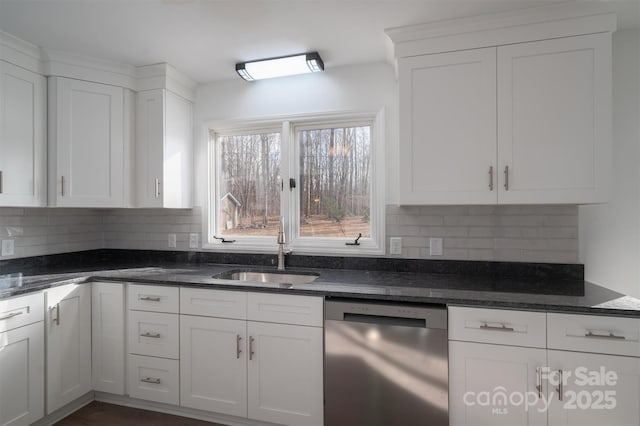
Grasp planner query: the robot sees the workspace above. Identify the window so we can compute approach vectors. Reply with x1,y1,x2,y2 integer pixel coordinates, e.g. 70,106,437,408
206,112,385,255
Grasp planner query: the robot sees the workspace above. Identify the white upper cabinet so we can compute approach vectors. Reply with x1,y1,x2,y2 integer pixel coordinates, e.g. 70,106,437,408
391,6,615,205
48,77,126,207
497,33,612,204
0,60,46,207
136,89,193,208
399,48,497,204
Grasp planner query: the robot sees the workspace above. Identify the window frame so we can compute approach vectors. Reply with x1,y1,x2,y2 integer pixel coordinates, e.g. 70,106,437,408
202,110,386,256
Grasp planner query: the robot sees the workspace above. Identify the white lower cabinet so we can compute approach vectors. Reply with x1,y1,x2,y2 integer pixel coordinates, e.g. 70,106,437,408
128,354,179,405
547,351,640,426
246,321,324,426
179,288,324,426
449,341,548,426
92,282,125,395
46,284,92,414
0,321,44,426
449,307,640,426
180,315,247,417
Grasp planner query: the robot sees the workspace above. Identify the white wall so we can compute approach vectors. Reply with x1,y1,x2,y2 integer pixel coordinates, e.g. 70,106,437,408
579,29,640,298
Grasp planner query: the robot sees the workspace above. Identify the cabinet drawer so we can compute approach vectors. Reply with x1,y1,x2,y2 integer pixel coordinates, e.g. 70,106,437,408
0,291,44,333
128,354,179,405
448,306,546,348
128,311,178,359
247,293,323,327
127,284,178,313
548,313,640,357
180,288,247,319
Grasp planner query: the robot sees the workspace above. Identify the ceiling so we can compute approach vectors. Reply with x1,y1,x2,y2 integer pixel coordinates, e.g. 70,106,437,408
0,0,638,83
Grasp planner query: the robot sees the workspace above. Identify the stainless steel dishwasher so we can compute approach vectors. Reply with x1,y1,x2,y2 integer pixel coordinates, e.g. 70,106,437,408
324,299,448,426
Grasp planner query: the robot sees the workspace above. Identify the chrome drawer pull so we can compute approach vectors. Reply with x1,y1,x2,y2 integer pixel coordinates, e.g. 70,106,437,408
585,331,626,340
0,311,23,321
236,334,242,359
140,332,161,338
139,296,161,302
480,323,515,332
557,370,564,401
249,336,255,360
535,367,542,398
140,377,161,384
488,166,494,191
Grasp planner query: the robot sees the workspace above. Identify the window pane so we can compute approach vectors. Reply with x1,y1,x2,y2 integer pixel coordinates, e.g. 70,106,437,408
217,132,281,237
299,125,371,238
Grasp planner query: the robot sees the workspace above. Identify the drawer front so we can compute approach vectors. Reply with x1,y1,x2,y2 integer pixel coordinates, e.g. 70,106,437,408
128,354,179,405
448,306,546,348
127,284,179,313
548,313,640,357
180,288,247,319
247,292,323,327
0,291,44,333
128,311,179,359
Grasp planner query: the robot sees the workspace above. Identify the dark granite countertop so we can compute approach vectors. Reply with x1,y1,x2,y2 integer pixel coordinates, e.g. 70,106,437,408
2,262,639,317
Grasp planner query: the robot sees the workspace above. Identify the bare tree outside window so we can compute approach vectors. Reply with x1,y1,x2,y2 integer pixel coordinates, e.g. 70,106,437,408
299,125,371,238
217,132,281,237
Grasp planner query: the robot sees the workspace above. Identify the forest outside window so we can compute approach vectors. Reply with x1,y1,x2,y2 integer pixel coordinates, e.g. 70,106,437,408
208,113,385,255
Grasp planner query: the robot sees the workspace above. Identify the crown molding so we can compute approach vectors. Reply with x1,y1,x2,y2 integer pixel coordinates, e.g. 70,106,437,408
385,2,617,58
0,30,44,73
136,63,197,101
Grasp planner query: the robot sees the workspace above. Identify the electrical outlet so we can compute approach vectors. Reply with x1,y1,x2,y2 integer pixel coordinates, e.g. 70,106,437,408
1,239,15,256
189,233,199,249
168,234,177,248
389,237,402,255
429,238,443,256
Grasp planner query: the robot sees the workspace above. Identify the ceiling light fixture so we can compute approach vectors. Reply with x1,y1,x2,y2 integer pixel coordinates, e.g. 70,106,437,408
235,52,324,82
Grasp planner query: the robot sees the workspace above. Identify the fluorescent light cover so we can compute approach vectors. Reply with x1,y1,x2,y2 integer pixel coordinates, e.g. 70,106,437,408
236,52,324,81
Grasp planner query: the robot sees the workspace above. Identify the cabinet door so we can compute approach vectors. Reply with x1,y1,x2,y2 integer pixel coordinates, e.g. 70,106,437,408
0,61,46,207
49,77,124,207
0,322,44,426
398,48,497,204
497,33,611,204
547,350,640,426
46,284,92,414
92,282,125,395
247,321,323,426
449,341,547,426
135,89,192,208
135,89,165,208
180,315,247,417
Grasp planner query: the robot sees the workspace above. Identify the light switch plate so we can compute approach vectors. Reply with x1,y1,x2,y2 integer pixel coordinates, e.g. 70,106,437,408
429,238,443,256
389,237,402,255
168,234,177,248
189,233,199,249
1,239,15,256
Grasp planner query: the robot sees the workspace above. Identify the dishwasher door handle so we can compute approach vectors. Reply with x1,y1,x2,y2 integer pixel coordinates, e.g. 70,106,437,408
343,313,427,328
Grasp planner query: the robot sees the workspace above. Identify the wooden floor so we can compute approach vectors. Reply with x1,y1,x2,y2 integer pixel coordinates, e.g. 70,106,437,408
54,402,225,426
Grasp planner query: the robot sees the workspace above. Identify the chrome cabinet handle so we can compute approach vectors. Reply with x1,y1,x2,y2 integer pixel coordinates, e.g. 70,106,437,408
0,170,3,193
140,377,161,384
503,166,509,190
140,332,161,338
479,323,515,332
585,331,626,340
139,296,161,302
50,304,60,326
0,311,23,321
488,166,494,191
249,336,255,360
61,176,65,196
557,370,563,401
236,335,242,359
535,367,542,398
155,178,160,198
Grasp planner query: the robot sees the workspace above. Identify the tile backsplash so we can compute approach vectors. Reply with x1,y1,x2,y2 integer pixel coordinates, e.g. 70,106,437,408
0,205,578,264
386,205,578,263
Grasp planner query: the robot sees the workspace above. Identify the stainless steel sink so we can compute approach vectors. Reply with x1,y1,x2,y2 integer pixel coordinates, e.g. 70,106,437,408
213,269,319,285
